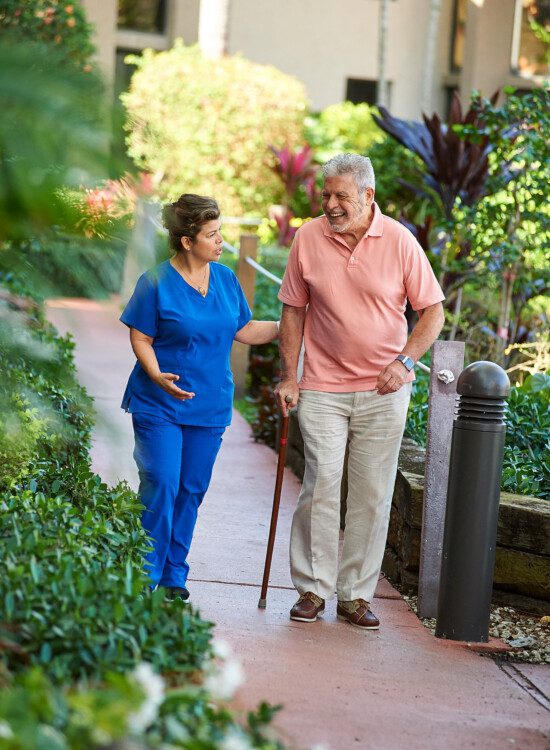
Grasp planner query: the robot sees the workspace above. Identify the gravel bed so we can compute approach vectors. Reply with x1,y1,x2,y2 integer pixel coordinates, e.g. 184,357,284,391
403,595,550,664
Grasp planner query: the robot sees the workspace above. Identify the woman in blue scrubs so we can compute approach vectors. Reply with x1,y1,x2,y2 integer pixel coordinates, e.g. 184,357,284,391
121,194,277,600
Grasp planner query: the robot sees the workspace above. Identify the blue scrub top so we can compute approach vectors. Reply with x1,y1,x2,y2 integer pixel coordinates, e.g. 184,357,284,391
120,260,252,426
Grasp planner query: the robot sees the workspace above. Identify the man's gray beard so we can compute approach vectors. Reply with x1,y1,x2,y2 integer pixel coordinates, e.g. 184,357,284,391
328,220,352,233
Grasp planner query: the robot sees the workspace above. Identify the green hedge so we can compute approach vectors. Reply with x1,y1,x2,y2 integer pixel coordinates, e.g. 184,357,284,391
406,369,549,499
122,42,308,217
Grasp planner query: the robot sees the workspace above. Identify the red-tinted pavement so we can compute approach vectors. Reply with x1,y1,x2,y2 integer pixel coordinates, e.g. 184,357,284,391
47,297,550,750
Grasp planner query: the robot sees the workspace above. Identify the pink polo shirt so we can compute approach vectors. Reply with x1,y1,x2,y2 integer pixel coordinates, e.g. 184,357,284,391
278,203,445,392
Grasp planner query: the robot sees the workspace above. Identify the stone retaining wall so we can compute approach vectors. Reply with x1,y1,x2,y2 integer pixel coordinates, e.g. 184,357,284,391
285,414,550,613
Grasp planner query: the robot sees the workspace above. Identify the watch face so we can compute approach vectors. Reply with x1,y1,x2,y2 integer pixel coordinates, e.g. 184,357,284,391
397,355,414,371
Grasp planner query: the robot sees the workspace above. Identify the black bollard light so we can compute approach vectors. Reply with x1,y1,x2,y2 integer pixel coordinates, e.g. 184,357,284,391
435,361,510,642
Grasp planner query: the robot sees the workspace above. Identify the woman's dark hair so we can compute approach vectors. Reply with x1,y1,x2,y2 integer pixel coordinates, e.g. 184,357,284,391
162,194,220,252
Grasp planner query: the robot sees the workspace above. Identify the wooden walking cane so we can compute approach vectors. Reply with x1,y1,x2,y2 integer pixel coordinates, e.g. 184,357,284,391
258,402,291,608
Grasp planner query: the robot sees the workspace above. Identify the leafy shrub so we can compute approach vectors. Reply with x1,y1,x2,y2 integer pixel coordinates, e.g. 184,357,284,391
122,42,308,217
0,38,108,244
1,232,127,301
0,0,95,69
0,296,92,491
404,369,431,447
0,396,48,489
502,375,550,497
304,101,385,162
405,369,549,499
1,482,211,682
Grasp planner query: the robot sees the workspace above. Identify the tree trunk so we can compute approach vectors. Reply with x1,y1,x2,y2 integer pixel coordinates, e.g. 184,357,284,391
198,0,231,60
421,0,443,114
377,0,390,107
496,263,518,364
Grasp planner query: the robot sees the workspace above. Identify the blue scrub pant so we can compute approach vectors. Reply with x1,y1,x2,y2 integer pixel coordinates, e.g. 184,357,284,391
132,413,224,589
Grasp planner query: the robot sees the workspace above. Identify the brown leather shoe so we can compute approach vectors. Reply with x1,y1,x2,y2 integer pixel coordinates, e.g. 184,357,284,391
337,599,380,630
290,592,325,622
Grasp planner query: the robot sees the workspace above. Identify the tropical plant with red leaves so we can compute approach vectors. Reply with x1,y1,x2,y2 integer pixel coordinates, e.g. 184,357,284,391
269,144,318,200
373,91,517,221
373,91,522,339
268,144,321,246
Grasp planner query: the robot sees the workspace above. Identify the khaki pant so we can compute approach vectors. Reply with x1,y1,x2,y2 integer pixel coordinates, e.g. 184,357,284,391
290,385,411,602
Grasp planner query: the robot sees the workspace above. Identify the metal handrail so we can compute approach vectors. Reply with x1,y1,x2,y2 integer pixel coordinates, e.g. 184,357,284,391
222,241,282,285
245,257,283,286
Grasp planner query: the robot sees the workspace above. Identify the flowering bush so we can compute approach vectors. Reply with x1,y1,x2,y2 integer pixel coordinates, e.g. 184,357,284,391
0,0,95,68
122,42,308,217
74,172,155,238
0,657,285,749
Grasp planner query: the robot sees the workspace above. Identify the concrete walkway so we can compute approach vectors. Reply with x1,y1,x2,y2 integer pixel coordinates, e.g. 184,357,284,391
47,297,550,750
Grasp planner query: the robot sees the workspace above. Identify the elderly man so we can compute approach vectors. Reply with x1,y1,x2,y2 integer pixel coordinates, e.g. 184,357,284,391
275,153,444,630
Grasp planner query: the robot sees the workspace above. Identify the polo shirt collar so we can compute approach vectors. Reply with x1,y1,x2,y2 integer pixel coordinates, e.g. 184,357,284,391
322,202,384,240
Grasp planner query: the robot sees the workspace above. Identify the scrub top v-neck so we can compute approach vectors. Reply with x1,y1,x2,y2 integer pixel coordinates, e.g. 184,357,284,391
120,260,252,426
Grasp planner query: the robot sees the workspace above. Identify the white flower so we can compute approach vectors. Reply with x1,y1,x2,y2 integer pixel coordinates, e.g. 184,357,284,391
310,744,330,750
220,727,254,750
204,657,244,701
211,638,233,660
0,722,13,739
128,662,165,734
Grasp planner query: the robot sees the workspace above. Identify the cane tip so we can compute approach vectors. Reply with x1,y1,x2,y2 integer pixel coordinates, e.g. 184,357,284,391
258,598,267,609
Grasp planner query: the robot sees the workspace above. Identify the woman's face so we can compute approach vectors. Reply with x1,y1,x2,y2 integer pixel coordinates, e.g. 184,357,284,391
182,219,223,263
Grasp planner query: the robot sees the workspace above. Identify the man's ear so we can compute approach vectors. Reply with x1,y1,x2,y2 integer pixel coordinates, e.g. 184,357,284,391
365,187,375,205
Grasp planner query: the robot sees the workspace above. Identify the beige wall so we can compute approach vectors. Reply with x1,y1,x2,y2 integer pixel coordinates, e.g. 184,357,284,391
227,0,445,117
82,0,533,120
459,0,536,108
460,0,515,104
169,0,200,46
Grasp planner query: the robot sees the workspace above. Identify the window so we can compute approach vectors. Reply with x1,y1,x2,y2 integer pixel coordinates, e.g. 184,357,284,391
115,49,139,97
345,78,379,106
117,0,167,34
450,0,467,72
511,0,550,77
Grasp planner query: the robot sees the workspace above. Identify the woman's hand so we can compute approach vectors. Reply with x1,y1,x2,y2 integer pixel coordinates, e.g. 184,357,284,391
153,372,195,401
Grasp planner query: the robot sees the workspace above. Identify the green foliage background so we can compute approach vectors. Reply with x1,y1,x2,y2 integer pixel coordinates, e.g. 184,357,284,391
405,369,549,499
122,42,308,217
0,0,95,69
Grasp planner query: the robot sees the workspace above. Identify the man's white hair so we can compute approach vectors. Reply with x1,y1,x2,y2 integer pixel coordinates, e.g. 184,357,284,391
322,153,375,195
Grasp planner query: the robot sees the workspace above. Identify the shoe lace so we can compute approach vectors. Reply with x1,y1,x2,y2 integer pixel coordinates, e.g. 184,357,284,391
300,592,323,606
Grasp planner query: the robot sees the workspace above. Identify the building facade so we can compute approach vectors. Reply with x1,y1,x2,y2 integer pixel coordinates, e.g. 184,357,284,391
83,0,548,118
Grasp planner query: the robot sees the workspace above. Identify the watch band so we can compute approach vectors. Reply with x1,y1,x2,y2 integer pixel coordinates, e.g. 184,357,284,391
395,354,415,371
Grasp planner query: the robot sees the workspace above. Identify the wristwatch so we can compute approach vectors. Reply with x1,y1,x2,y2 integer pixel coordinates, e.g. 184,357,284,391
395,354,415,371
